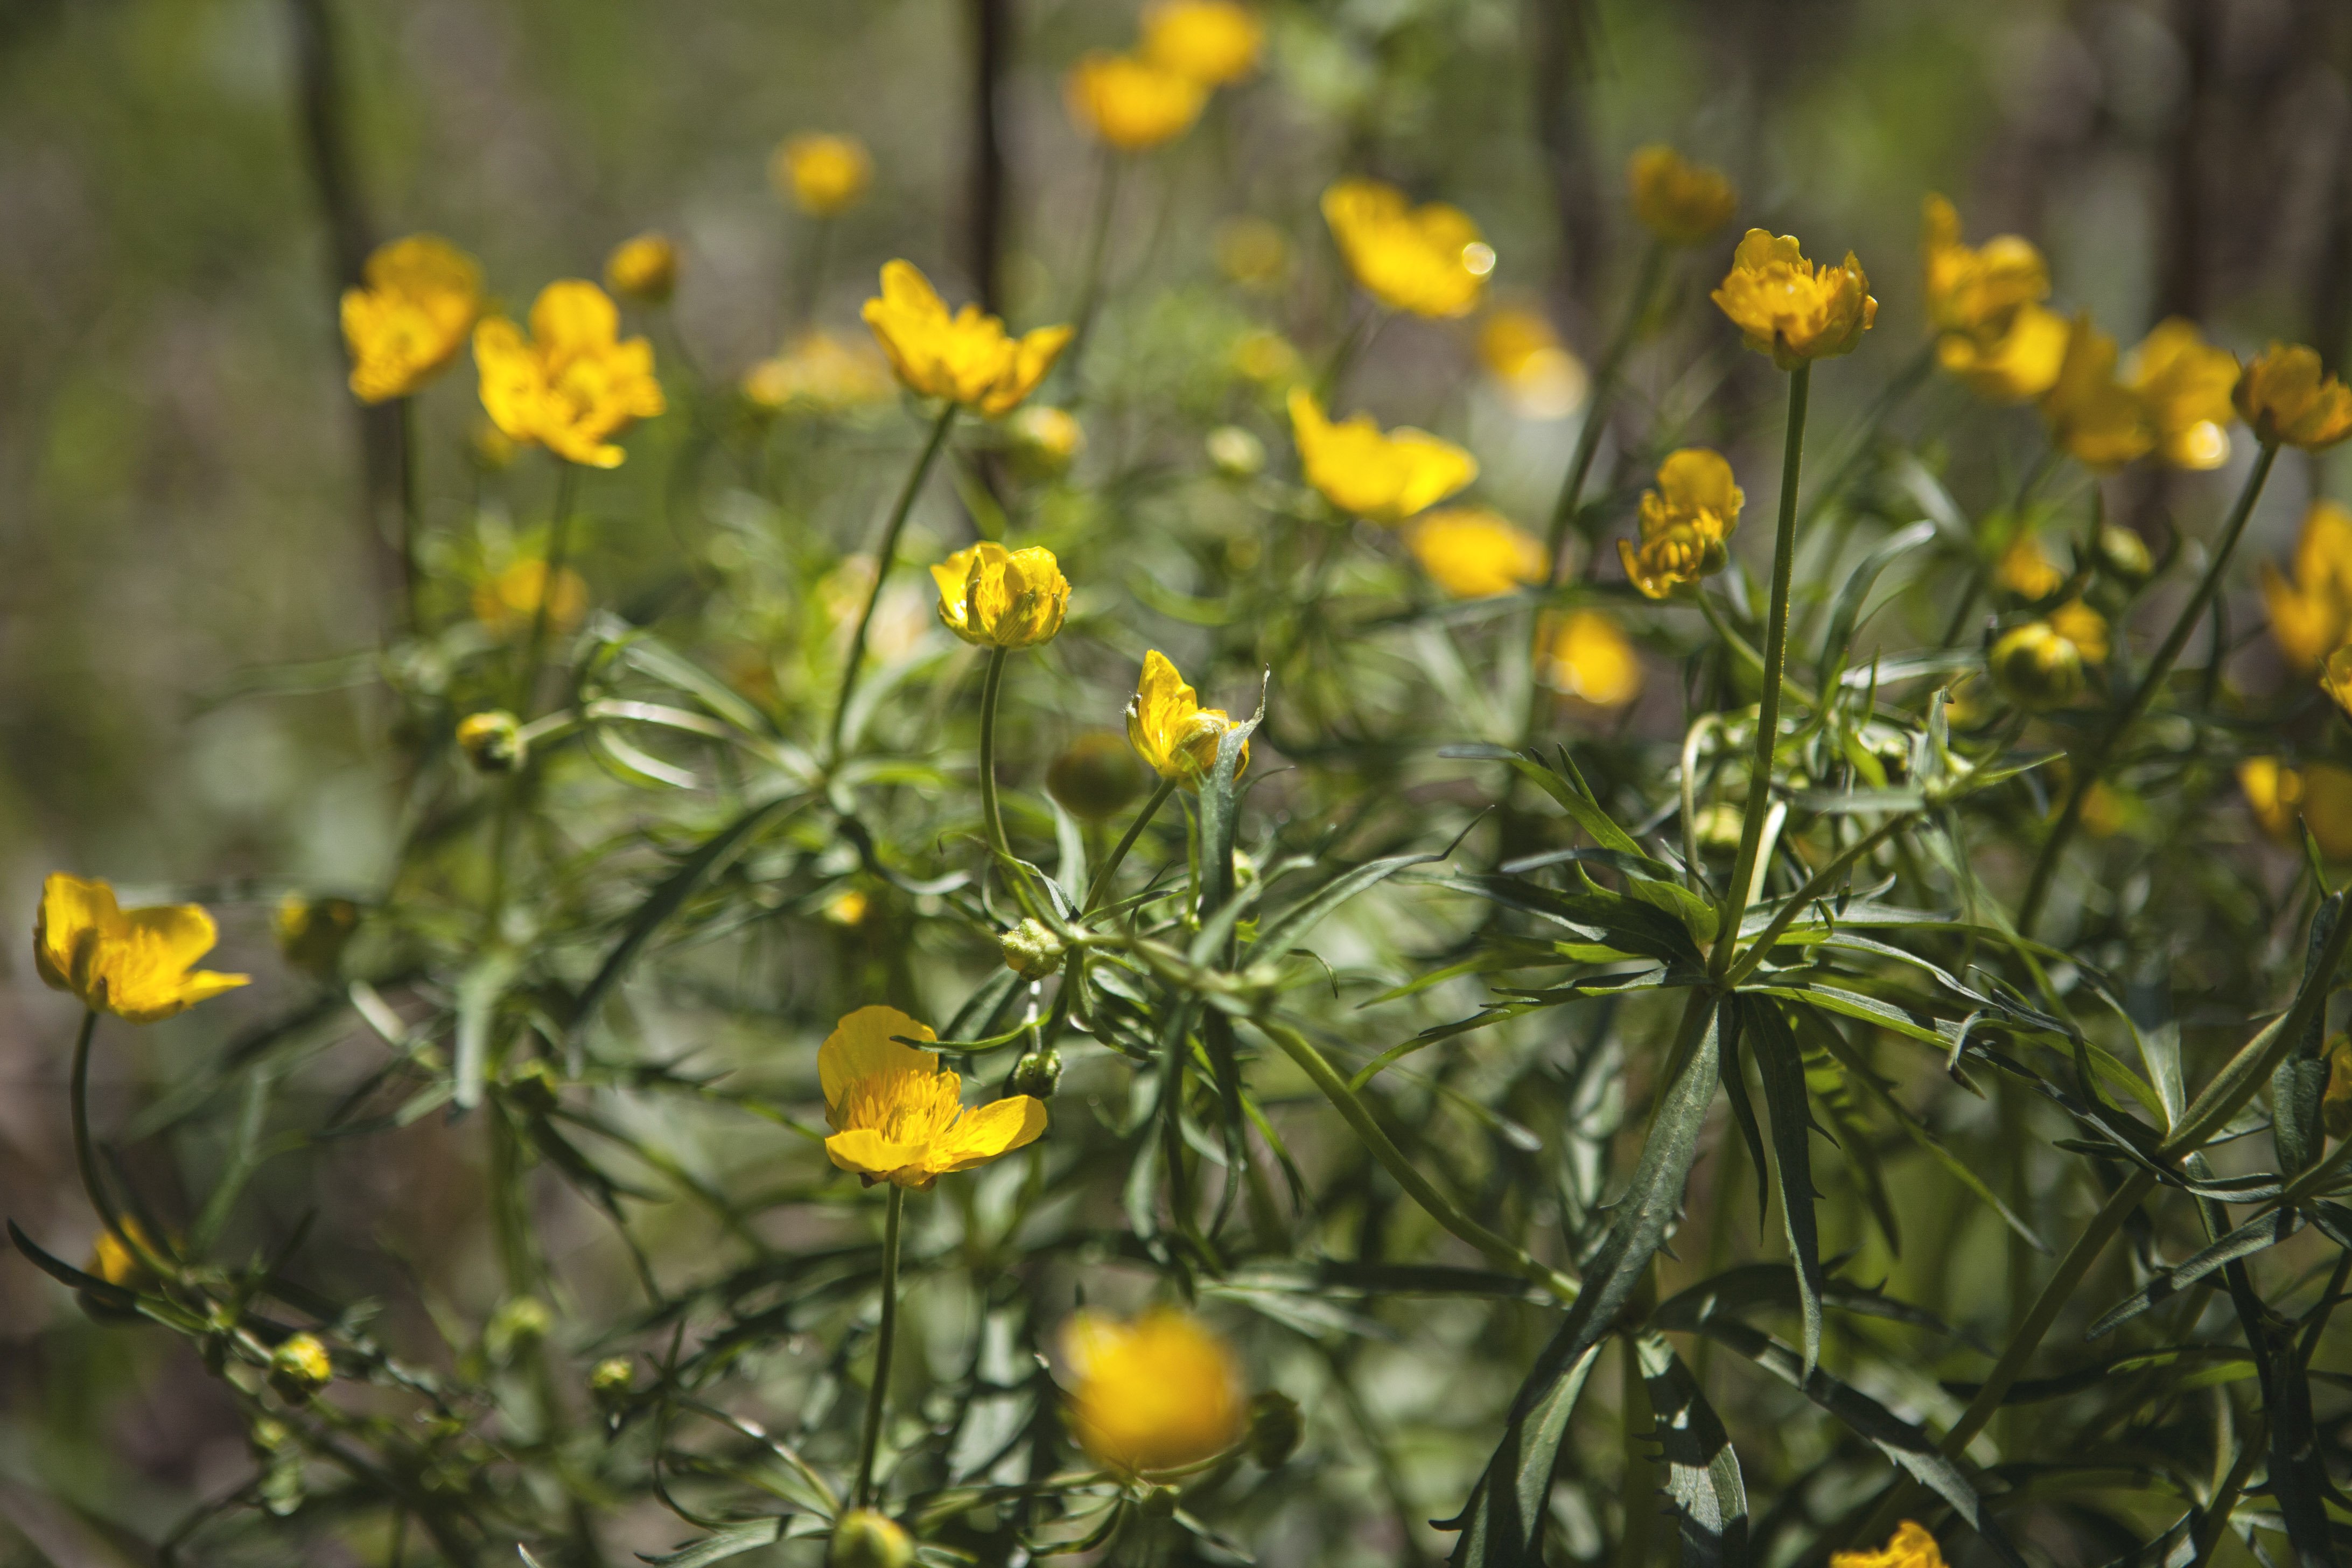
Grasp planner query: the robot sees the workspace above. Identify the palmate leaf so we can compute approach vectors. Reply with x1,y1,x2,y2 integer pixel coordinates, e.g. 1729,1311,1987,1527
1635,1332,1749,1568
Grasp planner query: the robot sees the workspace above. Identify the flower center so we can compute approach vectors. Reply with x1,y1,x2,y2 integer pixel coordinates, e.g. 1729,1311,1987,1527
835,1066,964,1147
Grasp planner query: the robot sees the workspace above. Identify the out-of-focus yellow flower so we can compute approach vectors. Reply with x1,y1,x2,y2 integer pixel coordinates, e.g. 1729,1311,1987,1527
36,873,249,1024
274,892,359,979
1920,196,2047,342
2325,1035,2352,1137
1287,388,1476,524
1618,447,1743,599
1831,1522,1947,1568
773,133,873,218
2235,343,2352,451
2075,779,2127,839
1938,305,2069,403
930,541,1070,649
1993,534,2066,601
604,233,678,304
1141,0,1264,85
1407,508,1546,598
1628,147,1736,247
830,1511,914,1568
1007,405,1084,479
2324,644,2352,720
824,889,870,928
2241,758,2352,860
1712,229,1876,369
1478,307,1588,419
1989,620,2084,710
1062,1309,1246,1474
1065,51,1207,152
1321,178,1493,319
2040,315,2155,471
862,261,1073,416
473,558,589,638
474,282,666,468
340,235,483,404
2260,499,2352,672
743,331,894,414
1214,217,1289,289
1230,328,1301,387
2047,599,2109,664
1535,610,1642,706
2125,319,2237,470
819,1005,1047,1189
1128,650,1247,786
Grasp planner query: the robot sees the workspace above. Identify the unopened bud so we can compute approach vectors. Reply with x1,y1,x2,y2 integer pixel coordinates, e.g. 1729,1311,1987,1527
486,1296,551,1363
1009,1048,1063,1100
1046,731,1146,822
1246,1390,1303,1468
457,710,526,772
828,1509,913,1568
1989,621,2084,712
1000,918,1067,980
269,1333,334,1402
1206,425,1266,478
1007,405,1084,480
589,1356,635,1409
2096,524,2153,583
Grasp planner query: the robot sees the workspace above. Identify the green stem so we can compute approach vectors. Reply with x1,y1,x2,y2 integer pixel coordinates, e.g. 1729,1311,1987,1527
1719,812,1909,988
977,646,1013,863
397,395,423,634
1546,241,1665,582
68,1010,134,1267
851,1182,907,1511
1084,775,1178,916
829,404,958,761
517,461,580,717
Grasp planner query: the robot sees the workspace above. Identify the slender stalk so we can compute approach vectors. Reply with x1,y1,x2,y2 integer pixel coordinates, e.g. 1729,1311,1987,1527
977,647,1013,862
1546,240,1665,582
397,395,423,633
829,404,958,760
1719,811,1908,988
1709,363,1811,980
851,1182,907,1510
1084,775,1178,916
517,461,581,717
2017,441,2278,936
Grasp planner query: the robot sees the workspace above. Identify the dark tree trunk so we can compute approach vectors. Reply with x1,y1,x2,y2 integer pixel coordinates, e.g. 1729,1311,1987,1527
967,0,1011,313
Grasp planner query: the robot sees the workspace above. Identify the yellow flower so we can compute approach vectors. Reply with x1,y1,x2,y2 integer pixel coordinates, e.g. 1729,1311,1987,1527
1831,1522,1947,1568
473,558,589,638
1936,304,2068,404
1128,650,1248,786
1994,534,2066,601
2235,342,2352,451
929,541,1070,649
1478,307,1588,419
2323,644,2352,719
1286,388,1476,524
1007,405,1085,479
743,331,894,414
2241,758,2352,861
1711,229,1877,369
2126,319,2237,470
1920,196,2047,341
819,1005,1047,1189
339,234,483,404
1229,328,1301,387
1618,447,1743,599
1408,508,1546,598
1213,217,1289,289
2260,499,2352,672
1535,610,1642,707
1988,621,2084,710
1141,0,1264,86
2047,599,2109,664
474,281,666,468
35,873,249,1024
773,133,873,218
1627,147,1736,247
2040,315,2156,471
1065,52,1207,152
1321,178,1493,319
1062,1309,1245,1474
604,232,678,304
862,261,1073,416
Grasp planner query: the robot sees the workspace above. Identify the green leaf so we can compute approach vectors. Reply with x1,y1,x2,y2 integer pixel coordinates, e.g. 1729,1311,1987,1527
2084,1208,2307,1339
1243,850,1446,965
638,1518,790,1568
1745,999,1826,1377
1634,1332,1749,1568
1816,520,1937,687
1438,1343,1604,1567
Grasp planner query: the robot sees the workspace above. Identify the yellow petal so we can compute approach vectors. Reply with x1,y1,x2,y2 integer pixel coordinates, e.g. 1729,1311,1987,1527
929,1095,1048,1172
35,873,120,996
530,280,621,355
818,1005,939,1113
825,1129,925,1181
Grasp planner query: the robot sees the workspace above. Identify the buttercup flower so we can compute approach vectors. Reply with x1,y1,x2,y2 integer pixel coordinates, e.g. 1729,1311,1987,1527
1478,307,1588,419
1321,178,1493,319
1831,1522,1947,1568
1286,388,1476,524
1535,610,1642,707
1711,230,1876,369
1627,147,1736,247
1408,508,1546,598
604,232,678,304
340,234,483,404
474,281,666,468
1062,1309,1246,1474
930,541,1070,649
1994,534,2065,601
1920,196,2047,342
2040,315,2155,471
2241,758,2352,861
2260,499,2352,672
1937,305,2068,403
743,331,894,414
862,261,1073,416
473,558,589,638
1007,405,1084,479
1128,650,1248,786
36,873,249,1024
773,133,872,218
819,1005,1047,1189
1065,52,1207,152
2047,599,2109,664
2235,343,2352,451
1989,620,2084,710
1618,447,1744,599
1142,0,1264,86
2126,319,2237,470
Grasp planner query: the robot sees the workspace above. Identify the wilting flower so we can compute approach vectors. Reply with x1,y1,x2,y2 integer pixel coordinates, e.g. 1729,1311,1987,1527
1478,307,1588,419
1286,388,1476,524
1128,650,1248,786
1062,1309,1246,1474
1065,51,1208,152
1831,1522,1947,1568
1408,508,1546,598
2260,499,2352,672
340,234,483,404
1993,533,2066,601
1627,147,1736,247
1535,610,1642,707
1988,620,2084,711
773,133,872,218
2241,758,2352,861
35,873,249,1024
2235,343,2352,451
1712,230,1876,369
1618,447,1743,599
743,331,894,414
1321,178,1494,319
604,232,678,304
473,558,589,638
1142,0,1263,85
474,282,666,468
2040,315,2155,471
862,261,1073,416
1920,196,2047,342
930,542,1070,649
2126,319,2237,470
819,1005,1047,1188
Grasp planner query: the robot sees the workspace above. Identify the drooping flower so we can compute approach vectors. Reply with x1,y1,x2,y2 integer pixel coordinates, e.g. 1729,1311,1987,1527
1535,610,1642,707
1062,1308,1247,1474
340,234,483,404
1065,52,1208,152
1321,178,1493,319
819,1006,1047,1189
2241,758,2352,861
1127,650,1248,786
1141,0,1264,86
1711,229,1876,369
604,232,679,304
474,281,666,468
1478,307,1588,419
1627,147,1736,247
930,542,1070,649
2125,319,2237,470
473,557,589,638
1618,447,1743,599
1407,508,1546,598
2039,315,2155,471
773,133,873,218
742,331,894,414
1286,388,1476,524
2235,343,2352,451
35,873,249,1024
862,262,1073,416
2259,499,2352,672
1831,1522,1947,1568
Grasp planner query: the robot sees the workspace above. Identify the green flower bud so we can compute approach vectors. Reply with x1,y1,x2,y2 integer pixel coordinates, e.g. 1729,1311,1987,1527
1009,1048,1063,1100
829,1509,913,1568
2096,523,2153,583
1007,405,1084,480
1989,621,2084,712
1245,1390,1303,1468
1206,425,1266,478
457,710,527,772
1046,731,1146,821
1000,918,1067,980
269,1333,334,1402
589,1356,635,1409
486,1296,552,1362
